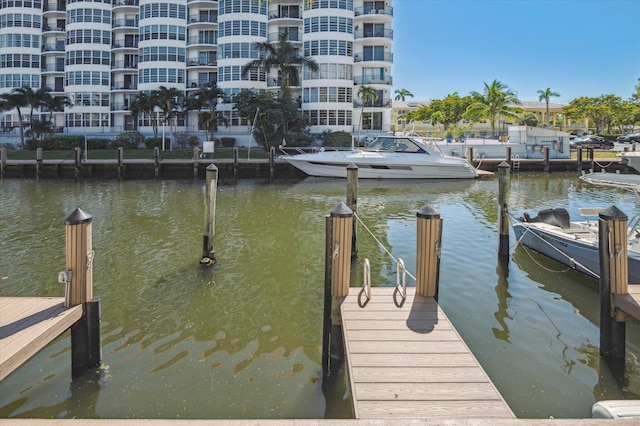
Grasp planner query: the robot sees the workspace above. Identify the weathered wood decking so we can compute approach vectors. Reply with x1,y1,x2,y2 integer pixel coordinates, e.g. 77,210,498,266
340,286,514,420
0,297,83,381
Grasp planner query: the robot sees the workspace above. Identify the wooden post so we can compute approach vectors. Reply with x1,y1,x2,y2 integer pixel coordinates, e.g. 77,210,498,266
1,147,6,177
269,146,275,179
466,146,474,164
498,161,511,258
74,147,82,178
322,203,353,377
117,147,124,178
322,215,333,379
201,164,218,265
576,146,583,171
589,147,595,171
416,205,442,299
599,206,628,361
233,147,239,178
505,146,512,168
346,163,358,259
36,147,43,177
64,208,101,377
154,147,160,178
543,146,549,172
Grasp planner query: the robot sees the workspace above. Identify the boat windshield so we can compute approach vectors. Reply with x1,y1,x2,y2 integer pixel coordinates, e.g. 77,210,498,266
364,137,426,153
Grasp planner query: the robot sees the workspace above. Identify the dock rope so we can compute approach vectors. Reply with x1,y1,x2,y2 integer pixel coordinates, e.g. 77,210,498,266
354,212,417,283
508,212,600,278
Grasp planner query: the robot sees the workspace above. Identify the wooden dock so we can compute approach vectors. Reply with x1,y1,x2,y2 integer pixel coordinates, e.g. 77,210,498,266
0,297,83,381
340,286,514,420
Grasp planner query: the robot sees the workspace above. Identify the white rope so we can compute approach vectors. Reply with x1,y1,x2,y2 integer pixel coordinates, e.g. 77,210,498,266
354,212,417,282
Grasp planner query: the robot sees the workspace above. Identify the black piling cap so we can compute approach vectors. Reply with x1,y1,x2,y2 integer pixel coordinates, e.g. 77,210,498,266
498,161,511,170
599,205,628,222
331,202,353,217
417,205,440,219
206,164,218,171
64,208,93,225
347,163,358,170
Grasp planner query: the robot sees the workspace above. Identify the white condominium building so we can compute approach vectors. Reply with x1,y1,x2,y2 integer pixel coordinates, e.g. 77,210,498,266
0,0,393,141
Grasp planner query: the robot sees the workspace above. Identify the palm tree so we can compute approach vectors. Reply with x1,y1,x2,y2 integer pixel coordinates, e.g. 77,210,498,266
130,92,159,137
242,30,318,99
465,79,521,137
186,86,227,141
357,85,378,142
537,87,561,127
394,88,413,102
0,88,29,147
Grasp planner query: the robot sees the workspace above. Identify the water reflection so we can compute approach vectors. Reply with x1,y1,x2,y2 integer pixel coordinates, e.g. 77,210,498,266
2,174,640,420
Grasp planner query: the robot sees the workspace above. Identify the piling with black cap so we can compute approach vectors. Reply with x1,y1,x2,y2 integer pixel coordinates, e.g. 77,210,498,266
64,208,101,377
416,205,442,298
346,163,358,259
201,164,218,265
498,161,511,257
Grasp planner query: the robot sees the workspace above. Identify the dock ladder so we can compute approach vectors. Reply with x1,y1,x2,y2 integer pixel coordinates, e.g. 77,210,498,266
512,154,520,172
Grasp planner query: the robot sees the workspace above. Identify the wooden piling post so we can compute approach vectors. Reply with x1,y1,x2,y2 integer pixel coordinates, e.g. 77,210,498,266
505,146,512,168
154,147,160,178
576,146,583,171
201,164,218,265
498,161,511,258
599,206,628,361
64,208,101,377
466,146,474,164
36,147,43,177
346,163,358,259
117,147,124,178
322,203,353,377
269,146,275,179
543,146,549,173
74,147,82,178
416,205,442,299
1,147,6,177
233,147,239,178
589,147,595,171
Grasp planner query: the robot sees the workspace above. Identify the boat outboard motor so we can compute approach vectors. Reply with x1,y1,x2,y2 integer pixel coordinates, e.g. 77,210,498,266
526,208,571,229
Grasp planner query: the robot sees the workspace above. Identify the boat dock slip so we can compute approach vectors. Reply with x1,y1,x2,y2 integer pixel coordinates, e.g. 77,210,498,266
0,297,83,381
340,287,514,420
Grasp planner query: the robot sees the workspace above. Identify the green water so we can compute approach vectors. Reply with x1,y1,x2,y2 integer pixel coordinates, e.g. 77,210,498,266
1,174,640,419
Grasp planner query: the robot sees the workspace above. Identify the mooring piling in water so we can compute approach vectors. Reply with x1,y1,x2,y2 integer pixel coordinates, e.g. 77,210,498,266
498,161,511,258
74,147,82,177
36,147,43,177
64,208,102,377
598,206,628,361
543,146,550,173
201,164,218,265
1,147,6,177
346,163,358,259
322,202,353,377
416,205,442,299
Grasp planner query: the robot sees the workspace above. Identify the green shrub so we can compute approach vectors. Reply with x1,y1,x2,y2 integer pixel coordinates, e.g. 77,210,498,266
188,135,200,148
144,137,164,149
114,131,144,149
221,137,235,147
87,138,110,149
282,133,314,147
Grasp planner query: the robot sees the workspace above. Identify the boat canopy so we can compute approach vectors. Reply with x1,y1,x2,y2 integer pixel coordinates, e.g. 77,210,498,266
364,136,428,154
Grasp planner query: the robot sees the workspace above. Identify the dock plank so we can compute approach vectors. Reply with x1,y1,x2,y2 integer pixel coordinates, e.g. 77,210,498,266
0,297,83,381
341,287,514,420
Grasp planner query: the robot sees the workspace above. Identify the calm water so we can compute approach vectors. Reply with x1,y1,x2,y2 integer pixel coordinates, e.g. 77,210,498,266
1,173,640,419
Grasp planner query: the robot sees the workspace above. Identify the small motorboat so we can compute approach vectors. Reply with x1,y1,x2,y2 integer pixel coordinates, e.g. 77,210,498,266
281,135,479,179
512,207,640,283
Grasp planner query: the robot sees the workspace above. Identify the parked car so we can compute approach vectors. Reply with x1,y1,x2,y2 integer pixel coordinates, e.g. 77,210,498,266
570,135,614,150
617,132,640,143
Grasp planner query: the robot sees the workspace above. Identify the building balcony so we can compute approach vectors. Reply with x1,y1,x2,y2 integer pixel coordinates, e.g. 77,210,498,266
112,41,139,50
353,75,392,86
42,25,65,34
111,60,138,70
187,59,217,67
113,0,139,11
354,29,393,40
186,0,218,7
354,52,393,63
187,36,217,46
113,19,139,29
187,15,218,24
42,44,65,53
41,64,65,74
187,80,217,90
354,98,392,108
43,4,65,17
354,6,393,17
110,103,132,111
111,82,138,91
267,31,302,43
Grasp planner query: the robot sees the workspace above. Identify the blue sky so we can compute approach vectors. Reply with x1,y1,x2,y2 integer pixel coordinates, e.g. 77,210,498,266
392,0,640,104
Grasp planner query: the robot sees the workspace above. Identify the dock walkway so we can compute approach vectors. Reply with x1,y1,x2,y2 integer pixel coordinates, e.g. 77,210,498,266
0,297,83,381
340,286,514,420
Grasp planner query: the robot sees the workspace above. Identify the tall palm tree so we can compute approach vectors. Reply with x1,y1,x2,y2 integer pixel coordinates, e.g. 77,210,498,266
130,92,159,137
357,85,378,142
155,86,182,128
0,88,30,147
242,30,318,99
186,86,227,141
394,88,413,102
465,79,521,137
537,87,561,127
